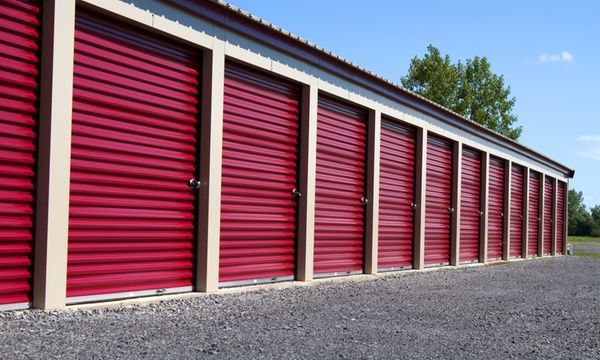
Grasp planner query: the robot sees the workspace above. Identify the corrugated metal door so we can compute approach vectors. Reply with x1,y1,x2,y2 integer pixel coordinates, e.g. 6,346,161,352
219,62,300,285
314,96,367,276
378,119,416,270
487,157,505,260
510,164,524,258
556,181,565,254
67,11,201,301
528,171,541,256
0,0,41,309
425,135,453,266
459,147,481,263
543,176,553,255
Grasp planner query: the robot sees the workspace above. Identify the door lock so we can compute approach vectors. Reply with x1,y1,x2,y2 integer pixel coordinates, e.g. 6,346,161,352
291,188,302,200
188,178,200,191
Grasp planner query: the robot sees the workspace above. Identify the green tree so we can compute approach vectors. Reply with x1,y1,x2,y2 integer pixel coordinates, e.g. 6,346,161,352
590,205,600,237
401,45,522,140
568,189,593,236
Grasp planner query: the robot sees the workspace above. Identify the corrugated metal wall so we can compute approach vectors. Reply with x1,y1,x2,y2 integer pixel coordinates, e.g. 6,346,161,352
425,135,453,266
67,11,201,301
314,97,367,276
528,171,541,256
459,147,482,263
219,62,301,285
510,164,524,258
543,177,553,255
0,0,41,308
487,157,505,260
378,119,416,270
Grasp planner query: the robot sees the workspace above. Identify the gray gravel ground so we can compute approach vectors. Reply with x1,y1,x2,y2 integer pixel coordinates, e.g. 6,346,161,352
1,256,599,359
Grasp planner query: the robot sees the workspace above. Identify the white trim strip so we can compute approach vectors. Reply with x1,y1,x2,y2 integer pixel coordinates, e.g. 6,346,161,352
66,286,193,305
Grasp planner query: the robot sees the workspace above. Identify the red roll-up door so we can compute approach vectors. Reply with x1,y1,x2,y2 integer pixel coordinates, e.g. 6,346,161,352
556,181,565,254
425,135,453,266
219,62,300,285
459,147,481,263
528,171,541,256
0,0,41,309
67,11,201,301
487,157,505,260
510,164,524,258
378,119,416,270
543,176,553,255
314,96,367,276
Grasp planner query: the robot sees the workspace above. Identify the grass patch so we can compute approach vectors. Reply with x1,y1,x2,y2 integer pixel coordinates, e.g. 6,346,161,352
568,236,600,243
573,252,600,259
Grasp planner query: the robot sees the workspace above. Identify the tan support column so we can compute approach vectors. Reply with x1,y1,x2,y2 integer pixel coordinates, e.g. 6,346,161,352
296,80,318,281
479,152,489,263
413,128,427,270
364,110,381,274
33,0,76,310
522,168,530,258
196,43,225,292
538,175,545,257
450,142,462,266
503,161,511,261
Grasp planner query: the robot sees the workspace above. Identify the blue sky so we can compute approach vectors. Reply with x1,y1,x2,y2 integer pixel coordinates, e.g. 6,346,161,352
229,0,600,208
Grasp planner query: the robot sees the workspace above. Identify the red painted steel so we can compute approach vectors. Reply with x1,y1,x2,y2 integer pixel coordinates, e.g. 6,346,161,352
425,135,453,266
67,11,201,298
378,119,416,269
459,147,481,263
314,97,367,274
487,157,505,260
0,0,41,307
528,171,541,256
219,62,300,284
510,165,524,258
543,177,553,255
556,181,565,254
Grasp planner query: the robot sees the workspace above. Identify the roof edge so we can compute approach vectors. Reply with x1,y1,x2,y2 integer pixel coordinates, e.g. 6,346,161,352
166,0,574,179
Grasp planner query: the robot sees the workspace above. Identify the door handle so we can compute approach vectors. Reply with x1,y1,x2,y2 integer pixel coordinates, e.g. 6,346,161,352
188,178,200,191
291,188,302,200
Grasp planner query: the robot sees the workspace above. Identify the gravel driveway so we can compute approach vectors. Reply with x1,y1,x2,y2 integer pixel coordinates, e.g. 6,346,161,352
1,256,599,359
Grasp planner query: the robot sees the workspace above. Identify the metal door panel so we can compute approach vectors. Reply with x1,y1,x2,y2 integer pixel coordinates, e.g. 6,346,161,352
67,11,200,301
378,119,416,270
314,97,367,275
460,147,481,263
219,62,300,285
0,0,41,309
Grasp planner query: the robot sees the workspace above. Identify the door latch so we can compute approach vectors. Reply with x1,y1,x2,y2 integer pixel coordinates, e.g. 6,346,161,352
410,202,418,210
477,210,484,216
448,207,455,214
188,178,200,191
360,197,369,206
291,188,302,200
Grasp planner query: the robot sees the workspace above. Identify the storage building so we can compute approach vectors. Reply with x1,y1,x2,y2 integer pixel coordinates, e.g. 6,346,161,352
0,0,574,310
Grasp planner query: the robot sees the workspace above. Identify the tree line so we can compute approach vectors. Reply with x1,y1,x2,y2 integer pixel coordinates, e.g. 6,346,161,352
569,189,600,237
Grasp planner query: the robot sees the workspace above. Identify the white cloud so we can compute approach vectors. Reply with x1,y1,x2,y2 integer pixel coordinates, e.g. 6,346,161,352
538,51,574,63
577,148,600,161
578,135,600,142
